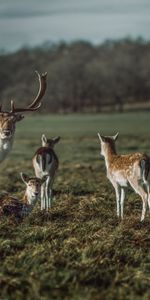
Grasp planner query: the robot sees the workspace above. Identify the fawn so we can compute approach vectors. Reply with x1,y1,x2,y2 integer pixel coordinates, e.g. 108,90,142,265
98,133,150,221
0,173,47,219
32,134,60,210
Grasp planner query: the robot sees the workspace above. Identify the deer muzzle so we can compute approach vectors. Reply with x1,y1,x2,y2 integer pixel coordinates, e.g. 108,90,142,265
1,129,13,139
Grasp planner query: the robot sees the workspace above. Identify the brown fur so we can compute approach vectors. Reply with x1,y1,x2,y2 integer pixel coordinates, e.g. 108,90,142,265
98,133,150,221
0,176,44,219
34,147,59,172
102,137,149,174
0,196,26,218
32,135,60,210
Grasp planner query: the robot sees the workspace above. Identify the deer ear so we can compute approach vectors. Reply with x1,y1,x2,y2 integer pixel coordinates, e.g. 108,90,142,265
53,136,61,144
41,134,47,145
20,172,29,184
15,114,24,122
97,133,105,142
113,132,119,141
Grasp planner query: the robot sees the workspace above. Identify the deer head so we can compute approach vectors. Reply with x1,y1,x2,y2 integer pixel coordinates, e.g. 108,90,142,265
0,71,47,140
97,133,119,156
41,134,61,148
20,172,47,205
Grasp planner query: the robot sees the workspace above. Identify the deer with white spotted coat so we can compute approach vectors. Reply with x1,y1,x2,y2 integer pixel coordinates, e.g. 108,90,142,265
98,133,150,221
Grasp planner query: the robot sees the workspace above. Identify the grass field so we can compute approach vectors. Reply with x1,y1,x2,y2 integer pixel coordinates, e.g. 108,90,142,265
1,112,150,300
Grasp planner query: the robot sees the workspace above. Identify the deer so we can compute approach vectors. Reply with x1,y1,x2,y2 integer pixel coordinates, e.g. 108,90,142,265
32,134,60,210
97,133,150,221
0,71,47,163
0,173,47,220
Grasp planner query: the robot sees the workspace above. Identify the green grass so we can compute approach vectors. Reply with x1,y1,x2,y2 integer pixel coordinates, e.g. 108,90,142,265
1,112,150,300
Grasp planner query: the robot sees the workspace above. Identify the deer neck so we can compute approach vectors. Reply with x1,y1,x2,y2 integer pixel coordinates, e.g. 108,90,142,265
0,135,14,163
103,143,117,170
22,192,38,212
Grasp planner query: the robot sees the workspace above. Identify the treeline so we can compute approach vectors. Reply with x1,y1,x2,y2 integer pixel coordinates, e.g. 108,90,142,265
1,38,150,113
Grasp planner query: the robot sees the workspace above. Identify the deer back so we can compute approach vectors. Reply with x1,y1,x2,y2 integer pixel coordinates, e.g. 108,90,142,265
33,146,59,177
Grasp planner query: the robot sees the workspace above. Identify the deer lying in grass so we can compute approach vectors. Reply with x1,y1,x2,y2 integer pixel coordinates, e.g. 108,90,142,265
32,134,60,210
98,133,150,221
0,173,47,219
0,71,47,163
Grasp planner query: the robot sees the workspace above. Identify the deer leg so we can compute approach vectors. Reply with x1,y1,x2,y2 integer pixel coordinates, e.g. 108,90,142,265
146,184,150,210
41,183,46,210
115,185,121,218
129,178,148,221
108,177,120,217
109,179,121,217
48,187,52,209
44,182,47,210
143,182,150,210
120,188,125,219
41,183,45,210
49,189,52,206
45,177,50,211
48,176,55,209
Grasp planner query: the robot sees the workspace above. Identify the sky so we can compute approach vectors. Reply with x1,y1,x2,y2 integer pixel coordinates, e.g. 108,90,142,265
0,0,150,52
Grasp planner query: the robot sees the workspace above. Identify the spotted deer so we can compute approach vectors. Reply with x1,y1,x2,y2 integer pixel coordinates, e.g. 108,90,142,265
97,133,150,221
32,135,60,210
0,173,47,219
0,71,47,163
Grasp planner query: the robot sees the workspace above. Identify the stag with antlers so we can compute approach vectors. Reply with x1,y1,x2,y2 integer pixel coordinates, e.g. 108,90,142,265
0,71,47,163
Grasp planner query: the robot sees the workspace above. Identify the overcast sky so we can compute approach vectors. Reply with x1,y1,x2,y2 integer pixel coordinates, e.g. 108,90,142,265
0,0,150,52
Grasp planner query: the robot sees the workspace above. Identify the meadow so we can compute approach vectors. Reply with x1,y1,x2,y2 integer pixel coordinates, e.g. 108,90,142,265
0,112,150,300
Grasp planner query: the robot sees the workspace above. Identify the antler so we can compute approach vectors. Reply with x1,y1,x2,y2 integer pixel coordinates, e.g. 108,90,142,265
9,71,47,114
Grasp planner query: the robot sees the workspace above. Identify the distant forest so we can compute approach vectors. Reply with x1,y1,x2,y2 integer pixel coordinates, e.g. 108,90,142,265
1,38,150,113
